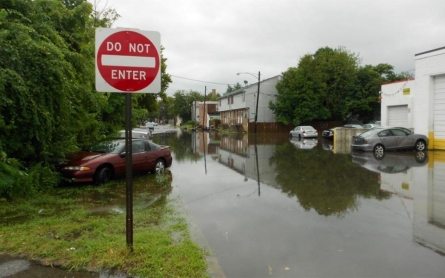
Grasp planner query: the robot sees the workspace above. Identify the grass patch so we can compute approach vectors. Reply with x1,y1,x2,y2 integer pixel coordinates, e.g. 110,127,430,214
0,183,209,277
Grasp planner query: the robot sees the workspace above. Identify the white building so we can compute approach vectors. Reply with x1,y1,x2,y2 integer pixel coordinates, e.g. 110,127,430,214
218,75,281,132
380,79,414,129
380,46,445,150
413,46,445,150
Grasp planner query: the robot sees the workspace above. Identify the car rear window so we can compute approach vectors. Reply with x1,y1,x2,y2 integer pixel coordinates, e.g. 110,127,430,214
359,129,377,138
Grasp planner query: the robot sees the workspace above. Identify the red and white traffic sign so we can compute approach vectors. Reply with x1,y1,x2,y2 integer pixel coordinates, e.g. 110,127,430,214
95,28,161,93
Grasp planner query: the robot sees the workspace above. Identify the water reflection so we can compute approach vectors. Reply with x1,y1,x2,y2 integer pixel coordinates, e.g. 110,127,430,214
168,131,445,276
289,137,318,149
67,171,173,216
351,151,428,174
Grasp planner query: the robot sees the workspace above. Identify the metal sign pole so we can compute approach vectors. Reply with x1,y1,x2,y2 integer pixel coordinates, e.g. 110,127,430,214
125,93,134,251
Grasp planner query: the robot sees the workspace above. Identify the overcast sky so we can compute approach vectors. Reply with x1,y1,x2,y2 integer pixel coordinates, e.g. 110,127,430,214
99,0,445,96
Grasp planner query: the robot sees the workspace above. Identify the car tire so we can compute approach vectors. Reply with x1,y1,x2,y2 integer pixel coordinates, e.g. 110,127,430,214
94,166,112,184
298,134,301,140
373,144,385,159
415,140,427,151
153,159,165,174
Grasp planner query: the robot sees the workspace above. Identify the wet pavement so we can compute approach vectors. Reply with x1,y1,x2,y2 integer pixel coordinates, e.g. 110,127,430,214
2,128,445,277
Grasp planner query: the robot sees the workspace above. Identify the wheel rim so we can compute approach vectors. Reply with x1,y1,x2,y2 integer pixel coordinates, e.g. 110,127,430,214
155,161,165,173
374,145,384,158
416,141,425,151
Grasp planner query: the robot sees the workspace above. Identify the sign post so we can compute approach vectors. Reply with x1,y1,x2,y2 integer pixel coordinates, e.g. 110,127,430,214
95,28,161,250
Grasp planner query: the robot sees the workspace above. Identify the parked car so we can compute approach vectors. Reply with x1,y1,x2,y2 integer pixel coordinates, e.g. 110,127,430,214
289,126,318,139
351,127,428,157
322,127,341,139
118,129,151,139
343,124,364,128
289,137,318,150
362,123,379,129
59,138,172,184
351,150,428,174
362,121,381,129
145,122,155,131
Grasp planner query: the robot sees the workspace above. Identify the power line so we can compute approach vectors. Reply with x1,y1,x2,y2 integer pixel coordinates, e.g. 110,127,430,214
170,75,235,86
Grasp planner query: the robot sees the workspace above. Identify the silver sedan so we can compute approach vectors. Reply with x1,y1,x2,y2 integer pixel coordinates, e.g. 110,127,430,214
289,126,318,139
351,127,428,157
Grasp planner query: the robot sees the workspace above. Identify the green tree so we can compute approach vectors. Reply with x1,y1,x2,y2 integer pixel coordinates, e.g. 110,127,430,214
270,46,411,125
171,90,205,123
270,47,360,125
225,82,242,95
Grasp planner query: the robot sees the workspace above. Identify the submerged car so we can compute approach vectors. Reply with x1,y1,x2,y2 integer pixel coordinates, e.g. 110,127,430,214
289,126,318,139
60,138,172,184
322,125,363,139
351,127,428,157
322,127,339,139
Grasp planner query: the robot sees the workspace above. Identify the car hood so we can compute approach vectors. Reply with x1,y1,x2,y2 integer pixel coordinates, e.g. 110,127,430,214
66,151,109,164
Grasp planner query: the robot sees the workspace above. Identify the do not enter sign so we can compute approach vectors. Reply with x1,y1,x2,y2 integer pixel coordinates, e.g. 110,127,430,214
95,28,161,93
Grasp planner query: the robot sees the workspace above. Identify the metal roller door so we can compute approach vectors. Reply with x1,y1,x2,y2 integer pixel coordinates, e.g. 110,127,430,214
434,75,445,149
388,105,408,127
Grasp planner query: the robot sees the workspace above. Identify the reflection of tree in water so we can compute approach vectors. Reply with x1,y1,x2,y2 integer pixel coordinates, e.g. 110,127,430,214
153,132,202,162
270,143,390,217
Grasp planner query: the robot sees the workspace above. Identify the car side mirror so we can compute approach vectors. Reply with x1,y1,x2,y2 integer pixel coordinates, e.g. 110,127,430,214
119,152,126,158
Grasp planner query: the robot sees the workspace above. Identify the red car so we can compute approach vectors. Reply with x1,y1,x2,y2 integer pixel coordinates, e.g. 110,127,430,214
60,138,172,184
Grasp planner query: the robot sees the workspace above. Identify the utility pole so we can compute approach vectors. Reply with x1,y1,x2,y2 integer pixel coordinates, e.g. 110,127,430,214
254,71,261,134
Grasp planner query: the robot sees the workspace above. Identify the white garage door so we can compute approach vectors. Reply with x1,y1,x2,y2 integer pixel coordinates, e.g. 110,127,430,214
434,75,445,148
388,105,408,127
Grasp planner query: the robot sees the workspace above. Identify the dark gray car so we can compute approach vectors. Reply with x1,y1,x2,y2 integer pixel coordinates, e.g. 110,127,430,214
351,127,428,157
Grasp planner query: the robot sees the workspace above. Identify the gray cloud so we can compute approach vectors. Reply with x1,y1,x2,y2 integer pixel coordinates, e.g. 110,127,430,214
100,0,445,95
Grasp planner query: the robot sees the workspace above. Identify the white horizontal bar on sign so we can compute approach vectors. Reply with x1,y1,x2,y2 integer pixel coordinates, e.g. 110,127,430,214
101,55,156,68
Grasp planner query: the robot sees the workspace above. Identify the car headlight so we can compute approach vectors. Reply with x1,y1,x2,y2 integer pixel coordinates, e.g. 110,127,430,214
63,166,90,171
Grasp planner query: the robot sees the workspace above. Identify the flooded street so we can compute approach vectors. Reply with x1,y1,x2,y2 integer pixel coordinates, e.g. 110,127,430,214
163,130,445,278
2,128,445,278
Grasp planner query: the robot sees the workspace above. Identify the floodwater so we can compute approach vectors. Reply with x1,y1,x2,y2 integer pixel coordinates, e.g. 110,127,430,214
164,130,445,278
2,128,445,278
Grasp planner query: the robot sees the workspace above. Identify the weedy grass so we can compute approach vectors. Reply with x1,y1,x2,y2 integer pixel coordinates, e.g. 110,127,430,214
0,183,209,278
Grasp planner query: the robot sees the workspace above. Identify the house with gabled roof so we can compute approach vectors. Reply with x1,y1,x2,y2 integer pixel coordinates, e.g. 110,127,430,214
218,75,281,133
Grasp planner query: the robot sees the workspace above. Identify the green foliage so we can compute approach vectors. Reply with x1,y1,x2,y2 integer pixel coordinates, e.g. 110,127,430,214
172,90,205,122
225,82,242,95
270,46,412,125
0,151,26,199
0,0,173,199
0,152,59,199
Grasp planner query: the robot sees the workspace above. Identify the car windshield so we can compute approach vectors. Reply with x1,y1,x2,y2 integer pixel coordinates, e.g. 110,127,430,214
83,139,125,154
